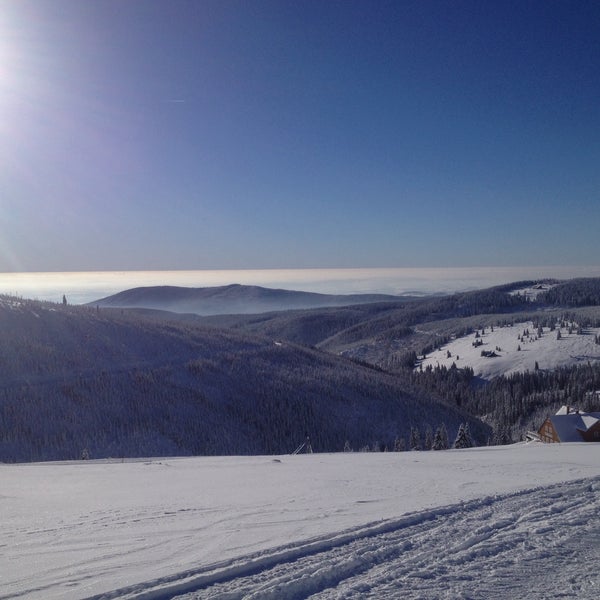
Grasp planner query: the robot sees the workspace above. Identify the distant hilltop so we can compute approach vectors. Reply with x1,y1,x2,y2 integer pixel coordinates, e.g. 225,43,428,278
88,284,406,316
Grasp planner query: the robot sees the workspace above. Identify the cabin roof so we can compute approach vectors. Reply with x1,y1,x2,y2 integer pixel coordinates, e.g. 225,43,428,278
547,412,600,442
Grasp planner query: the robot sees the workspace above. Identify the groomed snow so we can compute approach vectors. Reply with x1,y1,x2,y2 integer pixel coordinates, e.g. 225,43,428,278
418,321,600,379
2,444,600,599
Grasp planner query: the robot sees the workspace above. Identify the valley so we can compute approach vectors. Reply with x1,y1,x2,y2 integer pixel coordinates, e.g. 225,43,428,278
2,277,600,462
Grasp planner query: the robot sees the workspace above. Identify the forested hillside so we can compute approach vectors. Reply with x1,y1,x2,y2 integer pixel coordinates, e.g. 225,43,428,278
199,280,600,443
6,278,600,462
538,278,600,307
202,285,534,352
0,296,485,462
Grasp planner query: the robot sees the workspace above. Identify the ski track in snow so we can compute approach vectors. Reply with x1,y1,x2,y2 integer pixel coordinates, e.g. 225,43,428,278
87,477,600,600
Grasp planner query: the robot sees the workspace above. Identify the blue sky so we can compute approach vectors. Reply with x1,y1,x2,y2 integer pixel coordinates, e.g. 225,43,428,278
1,0,599,272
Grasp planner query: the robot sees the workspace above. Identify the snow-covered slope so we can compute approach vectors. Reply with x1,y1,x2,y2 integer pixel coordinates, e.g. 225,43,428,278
90,284,402,315
2,444,599,599
0,296,486,461
419,320,600,379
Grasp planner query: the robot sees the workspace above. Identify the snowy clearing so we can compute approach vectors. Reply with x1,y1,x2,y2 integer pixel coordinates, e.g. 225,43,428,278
508,283,557,301
2,444,600,599
418,320,600,379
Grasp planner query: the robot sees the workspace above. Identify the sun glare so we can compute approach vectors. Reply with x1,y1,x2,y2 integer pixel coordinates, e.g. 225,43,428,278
0,28,9,87
0,7,20,107
0,3,39,105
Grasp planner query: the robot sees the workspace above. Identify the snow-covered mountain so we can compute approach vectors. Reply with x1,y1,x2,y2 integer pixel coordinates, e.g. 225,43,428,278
2,443,599,599
89,284,403,315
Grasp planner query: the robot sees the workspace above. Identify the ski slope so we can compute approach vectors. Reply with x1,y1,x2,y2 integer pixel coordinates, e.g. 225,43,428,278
419,320,600,379
2,444,600,599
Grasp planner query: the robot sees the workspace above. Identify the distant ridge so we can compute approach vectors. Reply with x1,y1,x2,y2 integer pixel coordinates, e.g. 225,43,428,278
89,284,405,315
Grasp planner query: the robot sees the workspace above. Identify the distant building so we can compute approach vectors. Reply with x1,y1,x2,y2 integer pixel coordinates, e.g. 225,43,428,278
538,406,600,443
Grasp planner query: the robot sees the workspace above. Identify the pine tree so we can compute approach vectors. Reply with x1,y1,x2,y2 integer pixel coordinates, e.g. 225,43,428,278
372,440,383,452
453,423,473,449
424,425,433,450
439,423,449,449
432,423,449,450
492,425,512,446
464,423,474,446
409,426,421,451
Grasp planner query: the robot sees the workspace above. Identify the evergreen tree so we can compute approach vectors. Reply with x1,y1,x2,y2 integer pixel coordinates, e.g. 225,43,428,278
464,423,474,446
393,437,406,452
440,423,449,449
453,423,473,449
492,425,512,446
424,425,433,450
409,426,421,451
432,423,449,450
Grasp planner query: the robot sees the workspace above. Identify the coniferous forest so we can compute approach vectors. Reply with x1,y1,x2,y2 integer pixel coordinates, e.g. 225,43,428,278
2,277,600,462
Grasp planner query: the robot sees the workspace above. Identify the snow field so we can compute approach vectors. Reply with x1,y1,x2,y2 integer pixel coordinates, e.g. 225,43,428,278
175,479,600,599
418,320,600,379
2,444,600,599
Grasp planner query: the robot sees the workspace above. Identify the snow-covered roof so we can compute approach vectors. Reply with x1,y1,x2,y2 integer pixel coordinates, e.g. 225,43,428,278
580,414,600,430
548,412,600,442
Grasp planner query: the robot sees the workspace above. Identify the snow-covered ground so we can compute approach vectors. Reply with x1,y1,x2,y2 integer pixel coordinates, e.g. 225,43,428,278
2,444,600,599
419,321,600,379
509,283,557,301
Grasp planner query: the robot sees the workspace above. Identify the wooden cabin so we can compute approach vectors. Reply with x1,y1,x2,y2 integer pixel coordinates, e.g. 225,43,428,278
538,406,600,443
